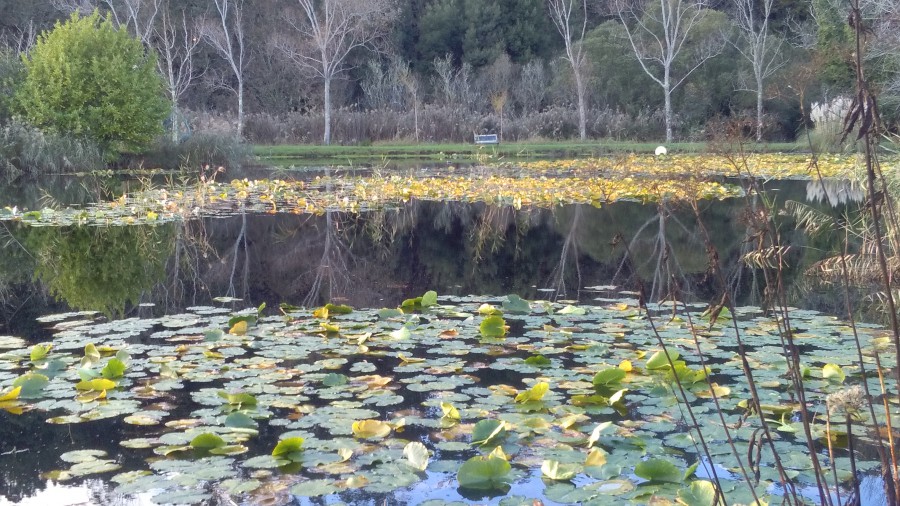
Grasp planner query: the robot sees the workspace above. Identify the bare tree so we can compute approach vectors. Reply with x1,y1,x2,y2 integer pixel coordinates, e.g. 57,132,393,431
547,0,589,140
103,0,161,44
614,0,725,142
201,0,248,137
432,53,457,106
277,0,394,145
514,60,549,114
54,0,161,44
732,0,786,142
153,3,203,141
394,59,420,141
1,20,38,54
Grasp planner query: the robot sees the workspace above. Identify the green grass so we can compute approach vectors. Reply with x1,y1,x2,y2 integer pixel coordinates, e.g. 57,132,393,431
253,140,802,166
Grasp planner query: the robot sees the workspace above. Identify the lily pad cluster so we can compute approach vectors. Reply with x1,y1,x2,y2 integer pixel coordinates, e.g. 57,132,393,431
0,294,892,505
517,153,873,180
0,162,742,227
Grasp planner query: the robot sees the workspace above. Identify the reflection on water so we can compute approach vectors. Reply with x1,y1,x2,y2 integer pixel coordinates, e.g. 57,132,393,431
0,179,850,337
806,178,866,207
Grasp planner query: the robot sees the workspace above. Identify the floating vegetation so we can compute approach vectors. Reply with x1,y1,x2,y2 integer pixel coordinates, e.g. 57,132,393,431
517,153,871,179
0,162,742,227
0,293,892,504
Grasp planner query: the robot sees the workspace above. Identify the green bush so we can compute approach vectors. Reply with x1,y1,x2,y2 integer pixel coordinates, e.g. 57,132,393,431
0,50,25,122
16,11,169,156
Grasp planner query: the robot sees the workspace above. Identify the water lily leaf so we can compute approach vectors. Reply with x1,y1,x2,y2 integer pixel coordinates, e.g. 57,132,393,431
60,449,108,463
609,388,627,405
225,412,258,432
289,479,339,497
593,367,626,387
101,358,126,379
403,441,430,471
82,343,101,367
218,391,257,407
204,329,224,342
558,413,587,430
30,343,52,362
399,353,425,364
325,303,353,314
524,355,551,367
457,455,511,490
421,290,438,307
441,402,461,420
822,363,845,384
541,460,579,481
229,321,248,335
123,414,161,425
0,386,21,402
352,419,391,439
378,308,404,319
190,433,226,450
227,315,257,329
480,316,508,338
390,327,412,340
68,459,121,477
677,480,717,506
502,295,531,314
584,479,635,495
558,305,586,315
646,350,680,370
478,304,503,315
488,445,509,461
585,447,607,468
272,437,304,461
322,373,349,387
75,378,117,392
587,421,613,448
515,382,549,403
319,321,340,333
472,419,507,446
635,459,683,483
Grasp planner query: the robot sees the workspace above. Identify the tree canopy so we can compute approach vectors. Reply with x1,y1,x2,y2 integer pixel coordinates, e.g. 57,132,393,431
16,11,169,154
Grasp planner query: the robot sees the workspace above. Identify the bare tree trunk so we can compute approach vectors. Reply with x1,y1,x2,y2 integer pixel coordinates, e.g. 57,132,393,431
323,78,332,145
237,78,244,138
547,0,589,141
575,70,587,140
756,73,764,142
664,73,673,143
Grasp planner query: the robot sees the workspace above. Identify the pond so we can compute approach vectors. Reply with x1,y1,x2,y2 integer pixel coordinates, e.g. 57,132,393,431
0,161,891,506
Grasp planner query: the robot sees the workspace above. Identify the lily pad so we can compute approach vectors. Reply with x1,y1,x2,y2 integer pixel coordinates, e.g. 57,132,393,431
457,455,511,490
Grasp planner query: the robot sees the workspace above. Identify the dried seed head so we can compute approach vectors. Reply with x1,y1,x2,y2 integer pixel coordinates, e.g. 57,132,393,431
826,385,866,416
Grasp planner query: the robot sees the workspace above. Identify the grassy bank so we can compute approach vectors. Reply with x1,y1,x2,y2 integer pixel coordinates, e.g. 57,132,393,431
253,140,802,166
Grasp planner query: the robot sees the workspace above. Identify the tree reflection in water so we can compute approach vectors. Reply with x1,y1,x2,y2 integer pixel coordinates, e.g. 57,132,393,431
0,179,855,335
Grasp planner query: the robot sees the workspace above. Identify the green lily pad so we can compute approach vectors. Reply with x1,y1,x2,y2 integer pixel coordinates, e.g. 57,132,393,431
541,460,580,481
677,480,717,506
457,455,511,490
480,316,508,338
634,458,683,483
472,419,507,446
190,433,226,450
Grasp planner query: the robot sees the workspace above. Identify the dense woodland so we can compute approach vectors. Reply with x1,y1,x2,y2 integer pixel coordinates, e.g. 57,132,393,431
0,0,898,146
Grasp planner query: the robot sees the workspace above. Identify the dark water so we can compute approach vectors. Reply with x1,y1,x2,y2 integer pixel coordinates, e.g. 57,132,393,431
0,177,857,339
